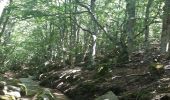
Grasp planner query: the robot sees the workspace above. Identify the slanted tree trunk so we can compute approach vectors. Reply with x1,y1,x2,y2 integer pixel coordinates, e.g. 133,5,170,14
0,0,12,39
160,0,170,57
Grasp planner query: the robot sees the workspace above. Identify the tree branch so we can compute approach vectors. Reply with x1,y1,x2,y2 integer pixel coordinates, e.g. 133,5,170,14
76,2,114,42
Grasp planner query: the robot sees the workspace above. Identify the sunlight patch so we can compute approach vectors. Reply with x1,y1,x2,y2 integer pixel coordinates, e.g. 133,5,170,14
166,42,169,52
0,0,9,17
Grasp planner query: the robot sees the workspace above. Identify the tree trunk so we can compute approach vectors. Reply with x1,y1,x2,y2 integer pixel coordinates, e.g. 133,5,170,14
0,0,12,39
144,0,154,52
90,0,97,66
125,0,136,55
160,0,170,56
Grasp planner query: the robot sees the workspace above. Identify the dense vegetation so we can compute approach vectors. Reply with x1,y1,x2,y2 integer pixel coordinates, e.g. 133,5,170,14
1,0,170,100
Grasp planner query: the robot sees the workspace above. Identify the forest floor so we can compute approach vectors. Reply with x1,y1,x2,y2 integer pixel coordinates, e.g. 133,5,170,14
1,51,170,100
36,49,170,100
38,58,170,100
2,65,168,100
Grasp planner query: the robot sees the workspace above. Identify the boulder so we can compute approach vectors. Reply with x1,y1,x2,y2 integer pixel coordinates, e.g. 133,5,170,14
0,81,6,90
0,95,16,100
7,85,21,92
6,91,21,98
95,91,119,100
152,93,170,100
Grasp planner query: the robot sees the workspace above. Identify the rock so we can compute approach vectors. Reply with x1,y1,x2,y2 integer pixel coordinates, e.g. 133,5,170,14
152,93,170,100
52,89,70,100
17,83,27,96
149,63,164,76
0,95,16,100
160,95,170,100
95,91,119,100
0,81,6,90
6,91,21,98
19,78,40,96
0,90,6,95
36,88,55,100
7,85,21,92
164,65,170,76
164,65,170,70
0,85,7,95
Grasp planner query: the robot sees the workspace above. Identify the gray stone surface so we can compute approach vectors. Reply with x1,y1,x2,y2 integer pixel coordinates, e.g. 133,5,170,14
95,91,119,100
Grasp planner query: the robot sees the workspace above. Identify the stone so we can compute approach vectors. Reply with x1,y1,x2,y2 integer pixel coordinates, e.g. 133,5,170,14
7,85,21,92
6,91,21,98
164,65,170,70
95,91,119,100
152,93,170,100
0,95,16,100
0,90,6,95
0,81,6,90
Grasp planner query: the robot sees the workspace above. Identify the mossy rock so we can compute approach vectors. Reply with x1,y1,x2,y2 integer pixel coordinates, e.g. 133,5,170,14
36,88,56,100
149,63,164,76
17,83,27,96
0,95,16,100
97,66,109,76
95,91,118,100
19,77,69,99
0,81,6,90
19,77,42,96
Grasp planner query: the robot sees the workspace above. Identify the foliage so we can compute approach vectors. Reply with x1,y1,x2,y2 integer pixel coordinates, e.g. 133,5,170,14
0,0,165,74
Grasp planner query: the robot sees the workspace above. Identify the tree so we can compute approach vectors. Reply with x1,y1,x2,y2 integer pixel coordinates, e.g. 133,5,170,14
160,0,170,56
144,0,154,53
0,0,165,73
90,0,97,66
0,0,12,39
125,0,136,56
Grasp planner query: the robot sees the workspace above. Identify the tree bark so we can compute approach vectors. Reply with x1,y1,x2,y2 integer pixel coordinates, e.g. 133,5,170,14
160,0,170,55
0,0,12,38
90,0,97,66
125,0,136,55
144,0,154,52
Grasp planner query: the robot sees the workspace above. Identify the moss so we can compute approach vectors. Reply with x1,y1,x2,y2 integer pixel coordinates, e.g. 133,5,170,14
17,83,27,96
149,63,164,76
0,95,16,100
97,66,109,76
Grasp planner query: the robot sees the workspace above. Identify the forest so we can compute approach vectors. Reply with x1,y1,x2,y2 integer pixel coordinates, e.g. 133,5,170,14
0,0,170,100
